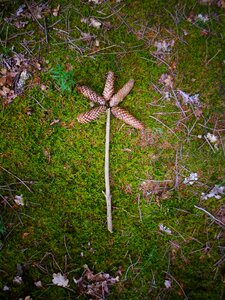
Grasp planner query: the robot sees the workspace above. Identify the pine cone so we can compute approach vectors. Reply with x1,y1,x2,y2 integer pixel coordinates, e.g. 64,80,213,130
111,107,144,130
77,106,106,123
77,85,106,105
109,79,134,107
103,71,115,101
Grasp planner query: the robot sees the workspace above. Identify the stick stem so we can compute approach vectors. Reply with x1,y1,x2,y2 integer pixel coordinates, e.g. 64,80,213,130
105,108,112,233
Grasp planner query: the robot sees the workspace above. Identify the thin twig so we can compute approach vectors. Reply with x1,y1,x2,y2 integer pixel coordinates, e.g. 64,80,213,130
164,271,188,299
214,253,225,268
43,17,49,43
149,115,180,139
153,110,189,115
2,31,35,43
149,52,170,67
137,194,143,222
206,49,221,66
82,44,118,57
218,131,225,156
104,108,112,233
30,96,47,111
204,135,216,153
198,123,225,132
0,166,32,193
25,0,45,31
194,205,225,228
171,88,186,117
174,146,180,190
64,235,72,260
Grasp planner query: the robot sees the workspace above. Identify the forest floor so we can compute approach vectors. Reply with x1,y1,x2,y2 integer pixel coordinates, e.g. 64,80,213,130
0,0,225,299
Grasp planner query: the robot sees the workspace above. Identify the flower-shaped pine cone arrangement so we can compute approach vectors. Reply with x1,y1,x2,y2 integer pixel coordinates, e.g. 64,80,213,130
77,71,144,131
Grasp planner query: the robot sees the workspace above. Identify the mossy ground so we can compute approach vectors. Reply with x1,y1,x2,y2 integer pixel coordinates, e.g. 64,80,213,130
0,0,225,299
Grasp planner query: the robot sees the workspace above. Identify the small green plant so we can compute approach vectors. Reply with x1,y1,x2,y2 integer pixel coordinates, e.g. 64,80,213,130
51,64,75,92
0,45,11,56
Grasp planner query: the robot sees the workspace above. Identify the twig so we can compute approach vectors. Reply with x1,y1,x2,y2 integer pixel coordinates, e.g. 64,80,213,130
171,88,186,117
163,271,188,299
137,194,143,222
25,0,45,31
64,235,72,260
30,96,47,111
2,31,35,43
206,49,221,66
104,108,112,233
82,44,118,57
214,253,225,268
148,52,170,68
43,17,49,43
124,260,140,280
198,123,225,132
149,115,180,139
218,131,225,156
153,110,189,115
174,146,180,190
194,205,225,228
204,135,216,153
0,166,32,193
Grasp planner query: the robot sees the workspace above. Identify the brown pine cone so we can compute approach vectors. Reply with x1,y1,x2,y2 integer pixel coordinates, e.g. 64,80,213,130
109,79,134,107
111,107,144,130
77,106,106,123
103,71,115,101
77,85,105,105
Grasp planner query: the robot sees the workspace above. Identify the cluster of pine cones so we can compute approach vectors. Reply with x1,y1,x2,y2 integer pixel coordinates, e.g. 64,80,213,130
77,71,144,131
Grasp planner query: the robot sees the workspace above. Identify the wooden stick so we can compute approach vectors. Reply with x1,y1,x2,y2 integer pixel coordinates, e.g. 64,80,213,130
194,205,225,228
0,166,32,193
105,108,113,233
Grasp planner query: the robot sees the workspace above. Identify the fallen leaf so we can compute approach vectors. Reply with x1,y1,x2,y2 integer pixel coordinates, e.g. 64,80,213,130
155,39,175,55
22,232,30,239
52,272,69,287
178,90,201,107
52,5,60,17
159,73,173,88
164,279,172,288
14,195,24,206
159,223,172,235
34,280,43,288
89,18,101,29
50,119,60,126
40,84,48,91
183,173,198,185
194,107,203,118
13,276,23,285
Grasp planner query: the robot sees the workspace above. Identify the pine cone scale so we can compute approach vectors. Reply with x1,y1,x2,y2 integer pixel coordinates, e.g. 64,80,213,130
77,106,106,123
77,85,106,105
111,107,144,130
103,71,115,101
110,79,135,107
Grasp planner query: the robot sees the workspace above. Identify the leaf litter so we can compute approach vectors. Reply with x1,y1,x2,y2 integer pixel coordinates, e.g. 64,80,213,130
4,2,58,29
52,272,69,287
201,185,225,200
0,53,42,105
154,39,175,57
183,173,198,185
74,264,120,300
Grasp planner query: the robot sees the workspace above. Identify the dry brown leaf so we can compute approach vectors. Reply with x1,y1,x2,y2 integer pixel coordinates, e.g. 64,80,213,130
52,5,60,16
50,119,60,126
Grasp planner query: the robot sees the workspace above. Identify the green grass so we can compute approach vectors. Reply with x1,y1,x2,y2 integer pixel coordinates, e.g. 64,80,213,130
0,0,225,299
